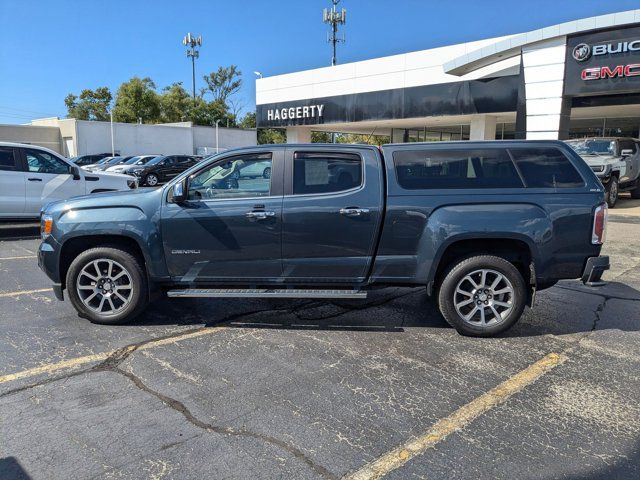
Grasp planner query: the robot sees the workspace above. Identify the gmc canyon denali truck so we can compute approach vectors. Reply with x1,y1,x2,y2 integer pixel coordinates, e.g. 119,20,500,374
38,141,610,337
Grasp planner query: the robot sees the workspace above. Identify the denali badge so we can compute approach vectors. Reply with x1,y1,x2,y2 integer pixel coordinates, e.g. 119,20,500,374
572,43,592,62
171,249,201,255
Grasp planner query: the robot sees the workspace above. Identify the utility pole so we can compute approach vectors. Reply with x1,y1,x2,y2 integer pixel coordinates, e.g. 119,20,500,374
323,0,346,66
182,33,203,103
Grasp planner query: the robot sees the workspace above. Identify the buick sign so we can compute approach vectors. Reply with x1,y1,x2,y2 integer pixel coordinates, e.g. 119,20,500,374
572,43,592,62
565,26,640,96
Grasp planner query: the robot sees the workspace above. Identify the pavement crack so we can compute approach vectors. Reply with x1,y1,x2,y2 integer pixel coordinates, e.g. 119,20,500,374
113,366,336,480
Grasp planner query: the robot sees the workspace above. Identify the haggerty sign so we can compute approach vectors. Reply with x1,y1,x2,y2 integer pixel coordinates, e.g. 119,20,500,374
267,104,325,121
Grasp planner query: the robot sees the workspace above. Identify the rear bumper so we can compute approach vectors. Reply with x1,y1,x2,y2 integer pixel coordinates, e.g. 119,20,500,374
581,256,610,286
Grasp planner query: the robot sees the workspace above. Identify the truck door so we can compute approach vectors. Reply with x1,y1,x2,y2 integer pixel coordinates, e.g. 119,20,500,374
161,150,284,281
0,146,26,217
21,147,83,217
281,147,384,283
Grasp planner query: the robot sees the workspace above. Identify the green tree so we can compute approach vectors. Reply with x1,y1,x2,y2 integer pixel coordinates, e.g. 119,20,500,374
258,128,286,144
113,77,161,123
186,98,235,127
159,82,192,123
64,87,112,121
238,112,256,129
203,65,242,104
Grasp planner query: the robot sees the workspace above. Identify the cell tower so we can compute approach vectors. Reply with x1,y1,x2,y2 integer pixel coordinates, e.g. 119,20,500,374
323,0,346,66
182,32,203,102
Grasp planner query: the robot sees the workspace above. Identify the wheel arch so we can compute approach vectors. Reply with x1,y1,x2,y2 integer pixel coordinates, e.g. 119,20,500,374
428,235,537,296
59,234,148,292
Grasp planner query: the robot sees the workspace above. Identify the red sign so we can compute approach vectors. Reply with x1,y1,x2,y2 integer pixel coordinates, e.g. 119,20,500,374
581,64,640,80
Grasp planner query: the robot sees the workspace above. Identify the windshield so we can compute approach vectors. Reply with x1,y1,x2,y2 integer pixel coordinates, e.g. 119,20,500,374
106,156,124,165
135,156,157,165
94,157,113,165
146,156,167,166
123,156,142,165
566,139,616,156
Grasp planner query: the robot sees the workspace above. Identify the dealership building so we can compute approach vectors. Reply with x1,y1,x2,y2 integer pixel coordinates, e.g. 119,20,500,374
256,9,640,143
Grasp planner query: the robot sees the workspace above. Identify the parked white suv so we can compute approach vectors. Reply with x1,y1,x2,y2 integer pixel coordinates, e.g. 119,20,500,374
0,142,138,220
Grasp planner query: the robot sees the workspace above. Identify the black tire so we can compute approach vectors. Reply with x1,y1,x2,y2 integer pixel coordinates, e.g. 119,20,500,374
605,176,619,208
66,247,148,325
145,173,159,187
437,255,527,337
263,167,271,179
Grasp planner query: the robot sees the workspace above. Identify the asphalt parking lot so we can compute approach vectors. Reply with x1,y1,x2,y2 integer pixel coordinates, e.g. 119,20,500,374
1,197,639,480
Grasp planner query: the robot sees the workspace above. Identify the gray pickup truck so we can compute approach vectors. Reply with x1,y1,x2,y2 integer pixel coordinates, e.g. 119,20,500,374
566,137,640,208
38,141,609,337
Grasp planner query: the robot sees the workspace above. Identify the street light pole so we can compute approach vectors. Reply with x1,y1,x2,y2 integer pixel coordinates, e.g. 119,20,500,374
110,109,115,156
215,119,221,153
182,33,202,103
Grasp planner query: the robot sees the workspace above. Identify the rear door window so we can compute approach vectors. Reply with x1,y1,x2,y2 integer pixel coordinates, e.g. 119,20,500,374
510,148,584,188
293,152,362,194
0,147,18,171
393,148,523,189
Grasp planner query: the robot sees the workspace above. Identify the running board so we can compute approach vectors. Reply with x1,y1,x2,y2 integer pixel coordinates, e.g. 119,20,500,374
166,288,367,299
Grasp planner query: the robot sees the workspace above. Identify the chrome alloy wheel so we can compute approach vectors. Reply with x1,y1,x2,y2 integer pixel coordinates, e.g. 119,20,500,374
76,259,134,316
453,269,514,326
146,174,159,186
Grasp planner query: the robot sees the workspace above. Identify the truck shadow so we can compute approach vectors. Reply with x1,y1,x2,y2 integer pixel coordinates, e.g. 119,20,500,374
135,280,640,337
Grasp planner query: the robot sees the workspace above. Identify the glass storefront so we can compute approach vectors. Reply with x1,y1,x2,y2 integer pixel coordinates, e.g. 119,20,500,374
391,125,470,142
568,117,640,138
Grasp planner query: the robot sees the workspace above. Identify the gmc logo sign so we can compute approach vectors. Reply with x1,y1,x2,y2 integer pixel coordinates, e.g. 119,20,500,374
581,64,640,80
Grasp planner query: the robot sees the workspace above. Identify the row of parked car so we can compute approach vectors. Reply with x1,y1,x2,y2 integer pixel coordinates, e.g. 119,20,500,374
71,153,205,187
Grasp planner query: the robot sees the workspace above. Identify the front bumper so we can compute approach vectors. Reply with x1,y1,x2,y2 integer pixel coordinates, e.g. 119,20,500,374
581,256,610,286
38,237,64,300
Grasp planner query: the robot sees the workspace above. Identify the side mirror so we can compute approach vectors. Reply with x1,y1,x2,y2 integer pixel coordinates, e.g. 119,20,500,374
171,179,188,203
70,165,81,180
621,149,633,157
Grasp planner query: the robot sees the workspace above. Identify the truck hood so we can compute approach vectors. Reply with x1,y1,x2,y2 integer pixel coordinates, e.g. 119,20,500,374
43,187,162,215
577,154,619,167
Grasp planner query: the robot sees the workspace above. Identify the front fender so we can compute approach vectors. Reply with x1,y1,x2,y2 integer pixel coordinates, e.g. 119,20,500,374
55,206,166,278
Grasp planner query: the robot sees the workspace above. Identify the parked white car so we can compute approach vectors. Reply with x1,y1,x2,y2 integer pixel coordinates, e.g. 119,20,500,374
105,155,160,174
0,142,138,220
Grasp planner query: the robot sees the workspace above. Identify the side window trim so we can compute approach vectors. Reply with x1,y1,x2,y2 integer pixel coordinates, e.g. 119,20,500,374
288,150,365,197
184,151,279,202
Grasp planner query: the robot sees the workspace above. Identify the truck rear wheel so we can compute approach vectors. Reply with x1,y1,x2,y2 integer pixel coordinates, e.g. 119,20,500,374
66,247,148,325
438,255,527,337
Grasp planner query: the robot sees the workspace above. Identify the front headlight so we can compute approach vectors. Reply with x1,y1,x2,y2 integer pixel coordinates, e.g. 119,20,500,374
41,214,53,240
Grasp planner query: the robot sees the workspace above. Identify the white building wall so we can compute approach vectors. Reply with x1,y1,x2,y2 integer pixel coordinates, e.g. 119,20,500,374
521,38,568,140
75,121,193,156
256,36,520,105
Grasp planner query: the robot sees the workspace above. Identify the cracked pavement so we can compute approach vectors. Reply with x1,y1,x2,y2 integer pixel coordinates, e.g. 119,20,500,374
0,217,639,479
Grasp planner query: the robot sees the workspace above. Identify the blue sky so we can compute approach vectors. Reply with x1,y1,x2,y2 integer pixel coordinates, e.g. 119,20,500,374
0,0,638,124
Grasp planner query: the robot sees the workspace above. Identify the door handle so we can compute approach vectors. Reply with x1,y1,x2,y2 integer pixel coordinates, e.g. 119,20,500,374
340,207,369,217
245,211,276,220
28,178,43,182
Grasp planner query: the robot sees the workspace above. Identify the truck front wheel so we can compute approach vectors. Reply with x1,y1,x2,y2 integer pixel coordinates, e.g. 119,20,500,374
66,247,148,324
605,176,619,208
438,255,527,337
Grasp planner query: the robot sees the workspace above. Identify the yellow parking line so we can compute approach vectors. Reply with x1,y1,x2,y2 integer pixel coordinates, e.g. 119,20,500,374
0,255,37,261
0,326,226,385
0,288,51,298
343,352,568,480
